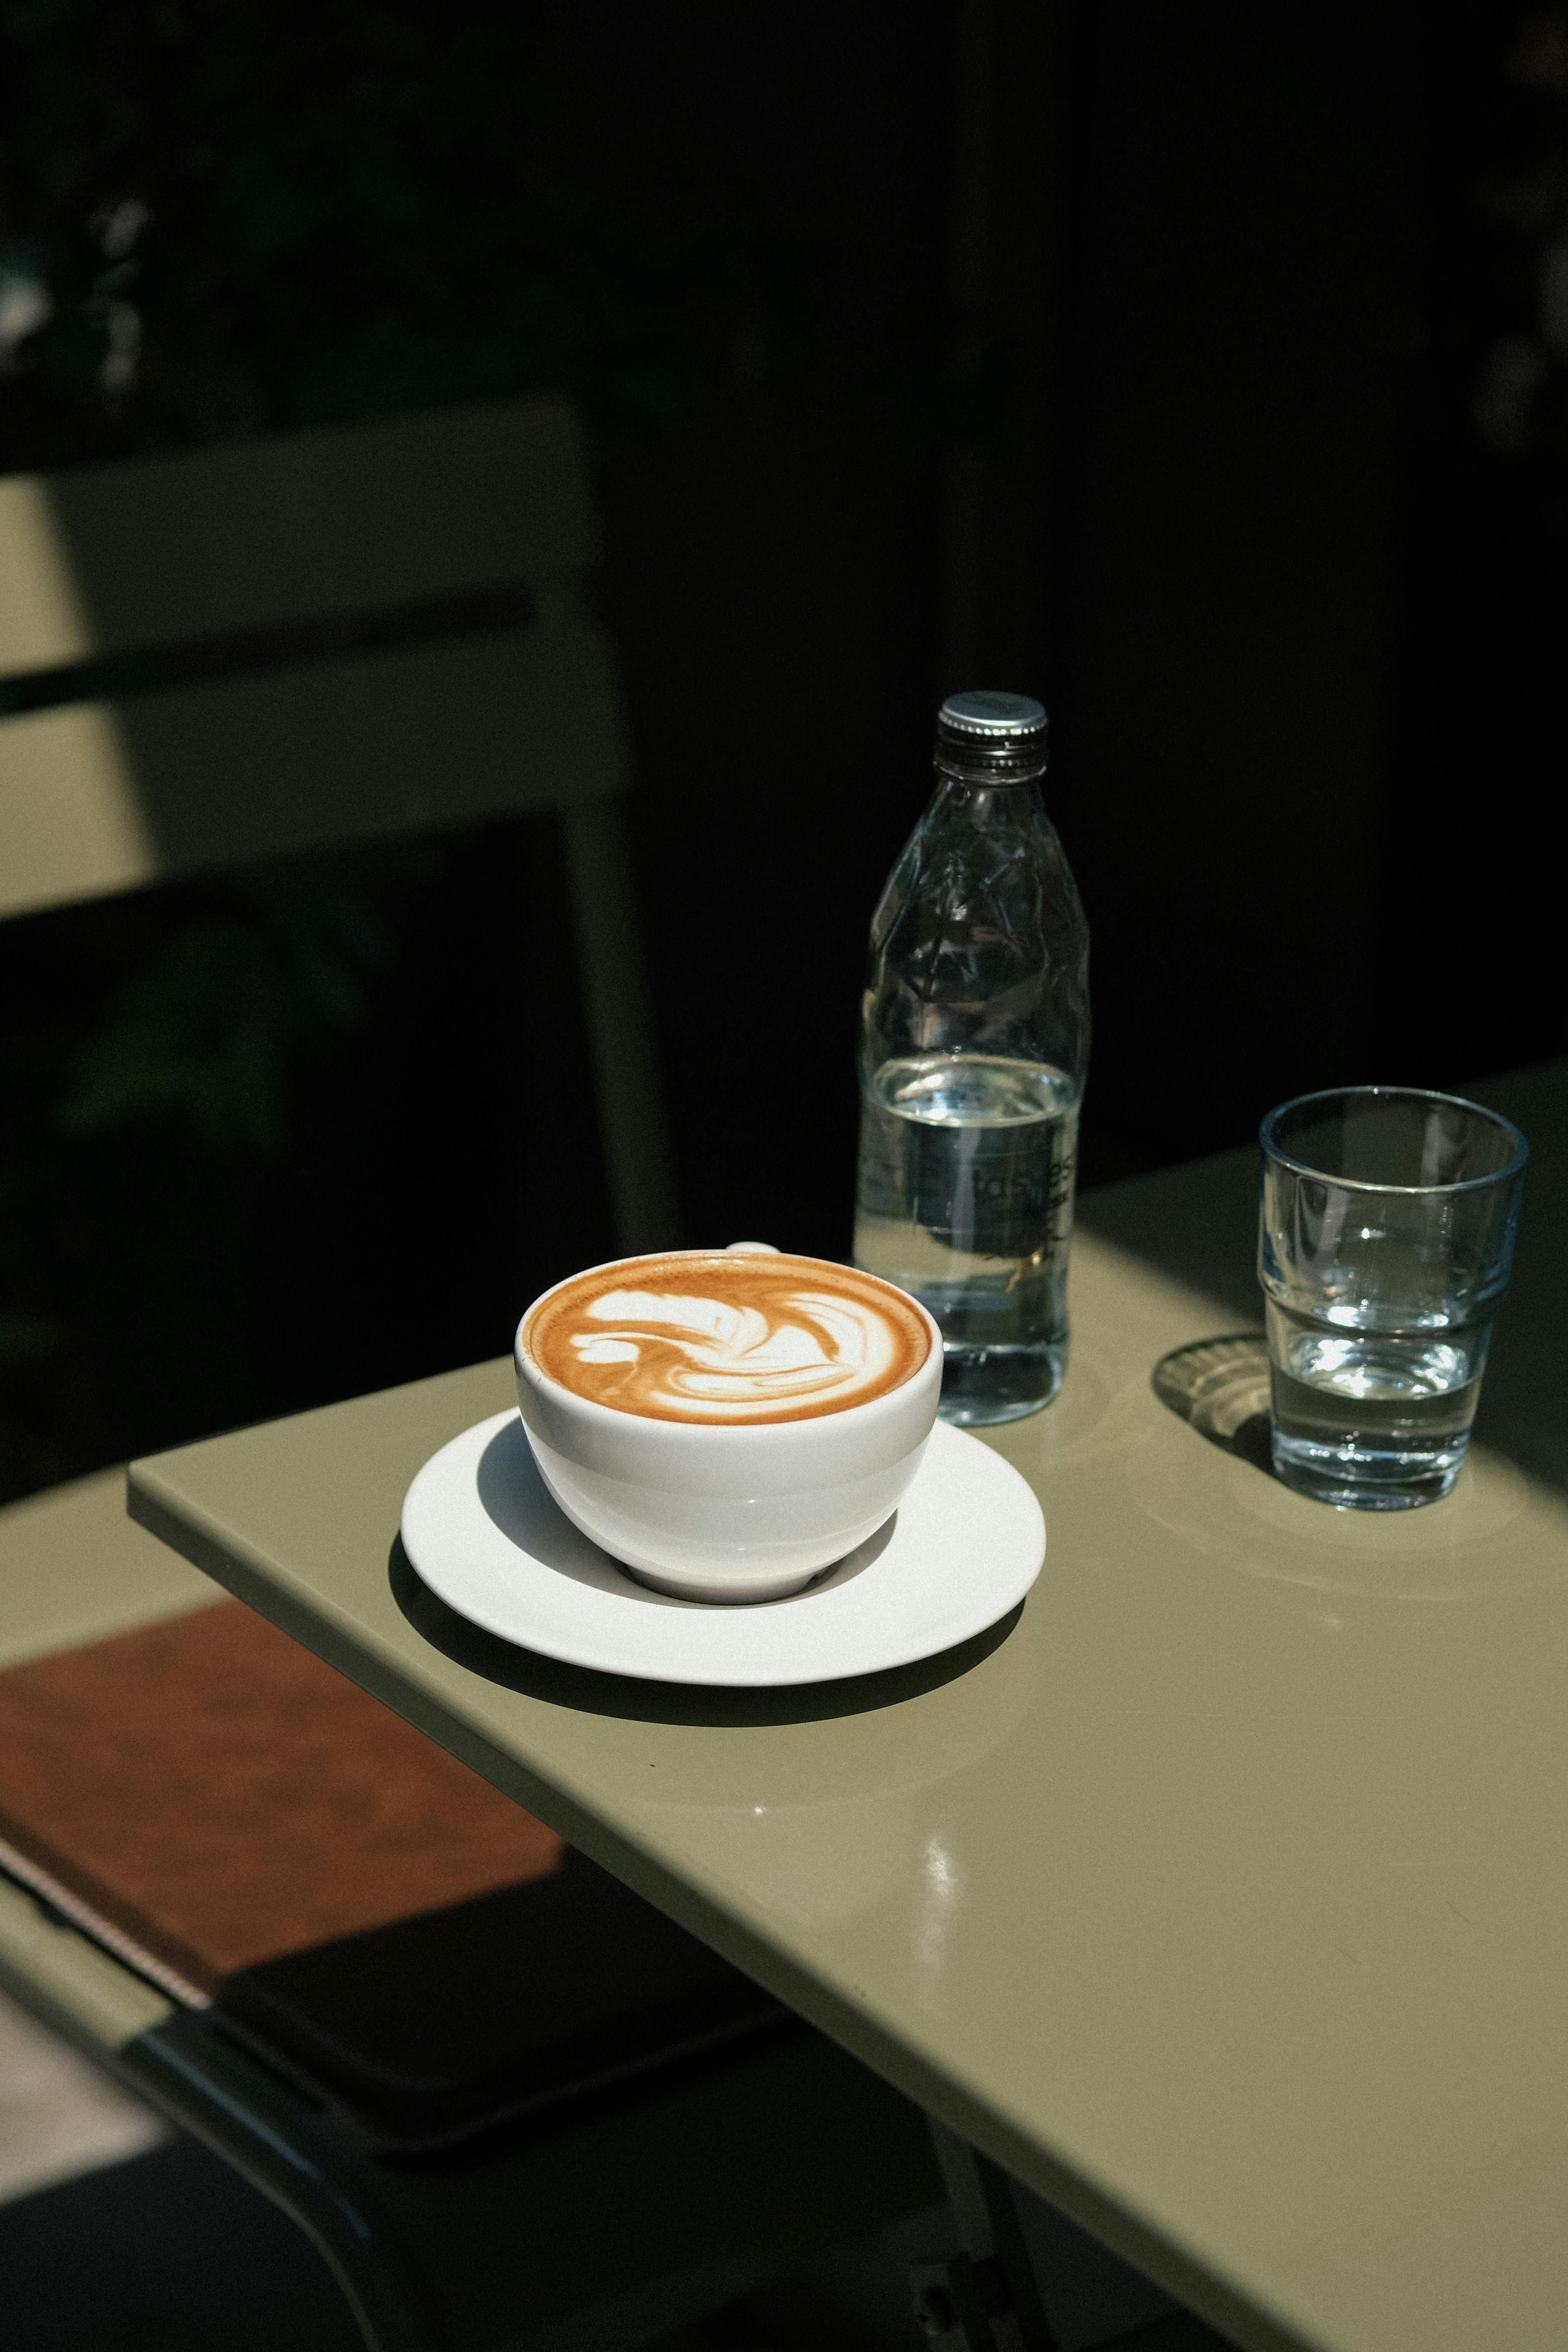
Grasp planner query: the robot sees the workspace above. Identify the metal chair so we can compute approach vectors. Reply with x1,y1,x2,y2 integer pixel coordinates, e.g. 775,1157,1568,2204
0,406,943,2348
0,395,677,1255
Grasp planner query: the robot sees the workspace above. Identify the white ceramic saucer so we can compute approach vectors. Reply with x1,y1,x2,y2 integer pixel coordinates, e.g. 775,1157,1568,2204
401,1412,1044,1688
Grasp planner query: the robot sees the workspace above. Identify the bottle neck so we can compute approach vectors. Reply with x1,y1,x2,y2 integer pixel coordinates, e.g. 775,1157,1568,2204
933,757,1046,789
930,768,1045,819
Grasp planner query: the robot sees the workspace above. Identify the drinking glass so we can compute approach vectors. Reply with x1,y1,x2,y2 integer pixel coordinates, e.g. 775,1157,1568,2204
1257,1086,1527,1509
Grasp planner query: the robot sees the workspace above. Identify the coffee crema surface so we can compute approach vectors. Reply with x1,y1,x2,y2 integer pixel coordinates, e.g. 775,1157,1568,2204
524,1253,931,1425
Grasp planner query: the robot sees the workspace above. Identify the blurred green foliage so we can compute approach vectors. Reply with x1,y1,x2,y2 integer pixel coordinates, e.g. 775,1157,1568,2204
0,4,818,1494
0,0,809,465
55,851,416,1156
1454,7,1568,471
0,837,448,1494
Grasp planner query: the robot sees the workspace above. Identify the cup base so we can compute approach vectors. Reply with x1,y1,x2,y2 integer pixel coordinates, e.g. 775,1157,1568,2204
1269,1429,1463,1512
622,1561,826,1606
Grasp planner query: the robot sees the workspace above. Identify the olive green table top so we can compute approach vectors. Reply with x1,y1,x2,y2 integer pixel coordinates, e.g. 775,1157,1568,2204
128,1062,1568,2352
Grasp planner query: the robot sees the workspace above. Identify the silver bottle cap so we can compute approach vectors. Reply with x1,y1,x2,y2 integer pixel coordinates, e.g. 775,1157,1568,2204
934,690,1048,782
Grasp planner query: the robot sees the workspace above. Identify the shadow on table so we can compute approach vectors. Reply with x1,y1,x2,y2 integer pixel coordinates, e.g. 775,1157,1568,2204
388,1539,1022,1727
1149,1334,1273,1476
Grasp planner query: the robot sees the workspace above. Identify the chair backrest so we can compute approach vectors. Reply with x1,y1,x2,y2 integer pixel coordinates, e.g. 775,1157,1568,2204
0,399,678,1250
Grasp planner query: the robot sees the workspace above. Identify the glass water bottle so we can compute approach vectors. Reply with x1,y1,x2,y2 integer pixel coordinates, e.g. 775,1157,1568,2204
852,692,1091,1425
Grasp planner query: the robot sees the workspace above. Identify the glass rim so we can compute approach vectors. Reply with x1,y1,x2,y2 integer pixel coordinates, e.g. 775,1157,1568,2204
1259,1084,1529,1196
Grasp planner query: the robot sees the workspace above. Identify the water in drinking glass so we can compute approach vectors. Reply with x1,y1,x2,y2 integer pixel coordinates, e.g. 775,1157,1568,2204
1263,1301,1486,1506
1257,1087,1527,1509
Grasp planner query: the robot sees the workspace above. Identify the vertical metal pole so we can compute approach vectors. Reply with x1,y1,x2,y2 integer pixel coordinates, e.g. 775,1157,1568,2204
923,2115,1056,2352
560,794,684,1256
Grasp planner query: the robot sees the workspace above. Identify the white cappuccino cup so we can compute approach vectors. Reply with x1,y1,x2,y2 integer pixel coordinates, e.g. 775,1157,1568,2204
513,1246,942,1603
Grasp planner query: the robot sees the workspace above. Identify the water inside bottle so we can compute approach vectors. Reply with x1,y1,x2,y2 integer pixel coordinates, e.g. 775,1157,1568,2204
853,1053,1081,1425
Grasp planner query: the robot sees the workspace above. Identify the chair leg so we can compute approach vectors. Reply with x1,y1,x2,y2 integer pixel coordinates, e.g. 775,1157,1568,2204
117,2017,444,2352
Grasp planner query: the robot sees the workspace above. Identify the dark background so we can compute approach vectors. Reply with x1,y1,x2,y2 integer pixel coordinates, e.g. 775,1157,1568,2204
2,0,1564,1497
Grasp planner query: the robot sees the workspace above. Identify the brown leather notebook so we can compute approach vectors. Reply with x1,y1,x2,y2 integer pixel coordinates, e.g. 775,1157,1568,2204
0,1599,564,2001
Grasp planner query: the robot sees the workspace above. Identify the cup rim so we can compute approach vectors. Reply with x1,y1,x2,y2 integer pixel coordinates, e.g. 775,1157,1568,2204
1259,1084,1529,1196
515,1247,942,1436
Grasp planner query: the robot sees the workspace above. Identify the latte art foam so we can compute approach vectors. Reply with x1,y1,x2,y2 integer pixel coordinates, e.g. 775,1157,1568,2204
524,1253,930,1425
